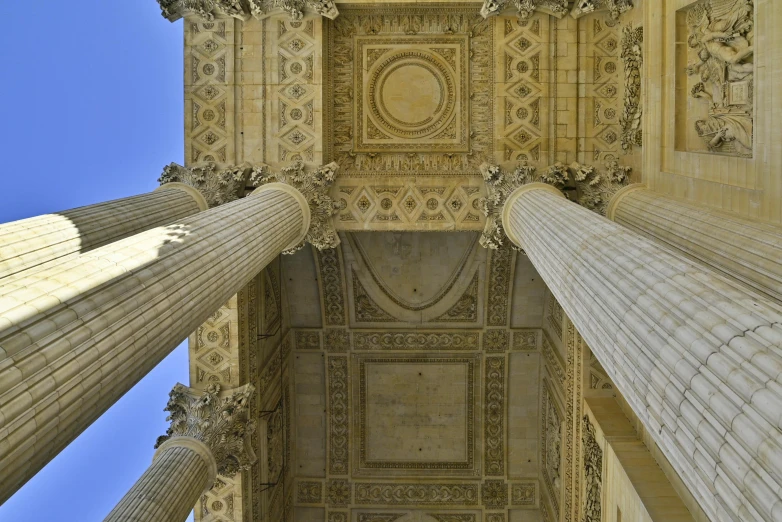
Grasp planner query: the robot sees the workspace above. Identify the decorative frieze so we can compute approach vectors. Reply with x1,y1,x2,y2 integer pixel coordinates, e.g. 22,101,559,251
327,357,350,475
486,243,514,325
353,331,480,351
317,246,348,326
354,483,479,506
510,481,536,506
540,383,562,518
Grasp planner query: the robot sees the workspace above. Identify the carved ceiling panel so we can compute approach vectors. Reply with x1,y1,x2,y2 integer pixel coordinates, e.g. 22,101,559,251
324,5,495,177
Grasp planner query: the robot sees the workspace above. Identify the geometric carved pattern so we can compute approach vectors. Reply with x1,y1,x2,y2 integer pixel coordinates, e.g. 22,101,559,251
496,15,549,165
266,18,320,166
187,20,233,164
332,178,485,231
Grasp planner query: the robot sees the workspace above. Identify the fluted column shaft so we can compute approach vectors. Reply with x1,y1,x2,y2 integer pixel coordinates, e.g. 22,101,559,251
0,185,206,281
104,439,214,522
503,185,782,522
0,184,307,502
609,185,782,306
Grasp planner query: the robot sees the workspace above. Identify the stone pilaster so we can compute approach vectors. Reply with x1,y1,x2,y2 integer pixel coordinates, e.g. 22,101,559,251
501,184,782,522
0,183,309,503
105,384,255,522
608,185,782,306
0,180,205,281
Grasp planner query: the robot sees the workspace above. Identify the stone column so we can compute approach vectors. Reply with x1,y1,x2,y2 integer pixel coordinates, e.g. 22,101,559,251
608,185,782,306
0,162,339,502
105,383,255,522
499,181,782,521
0,181,206,281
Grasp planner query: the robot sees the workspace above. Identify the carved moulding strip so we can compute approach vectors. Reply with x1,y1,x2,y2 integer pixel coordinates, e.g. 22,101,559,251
486,243,514,326
353,331,480,351
354,483,480,505
316,246,348,326
327,356,350,475
484,357,506,476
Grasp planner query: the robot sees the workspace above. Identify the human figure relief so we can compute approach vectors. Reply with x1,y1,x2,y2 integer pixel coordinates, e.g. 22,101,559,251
686,0,754,156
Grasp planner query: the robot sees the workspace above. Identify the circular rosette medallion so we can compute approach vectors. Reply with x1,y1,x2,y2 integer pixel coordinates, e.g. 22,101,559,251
367,49,456,139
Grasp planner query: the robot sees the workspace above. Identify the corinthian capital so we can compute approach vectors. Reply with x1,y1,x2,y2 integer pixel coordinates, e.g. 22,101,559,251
155,383,257,478
157,0,339,22
478,163,537,249
251,161,341,253
570,0,634,20
158,162,249,208
480,0,568,20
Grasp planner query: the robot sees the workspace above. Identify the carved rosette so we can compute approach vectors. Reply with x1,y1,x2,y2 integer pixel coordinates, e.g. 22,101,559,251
480,0,569,20
251,161,341,253
157,0,339,22
478,163,536,250
155,383,257,478
570,0,634,19
158,162,248,208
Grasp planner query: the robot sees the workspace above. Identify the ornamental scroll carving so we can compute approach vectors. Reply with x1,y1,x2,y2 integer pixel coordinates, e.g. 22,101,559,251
251,161,341,253
156,383,257,478
159,162,247,208
686,0,754,157
354,483,479,505
157,0,339,22
582,416,603,522
480,0,568,20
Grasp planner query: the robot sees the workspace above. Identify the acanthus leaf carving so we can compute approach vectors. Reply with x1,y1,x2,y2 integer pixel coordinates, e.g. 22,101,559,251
155,383,257,478
159,162,248,208
570,0,634,20
480,0,569,20
157,0,339,22
251,161,341,253
478,163,537,250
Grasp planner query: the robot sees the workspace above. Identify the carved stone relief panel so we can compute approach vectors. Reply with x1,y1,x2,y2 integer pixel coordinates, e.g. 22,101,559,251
494,14,550,166
186,19,236,164
351,354,481,477
676,0,754,157
325,5,495,177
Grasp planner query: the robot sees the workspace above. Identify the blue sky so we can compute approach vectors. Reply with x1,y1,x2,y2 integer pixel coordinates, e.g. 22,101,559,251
0,1,195,520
